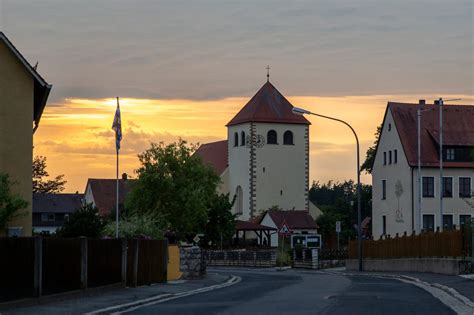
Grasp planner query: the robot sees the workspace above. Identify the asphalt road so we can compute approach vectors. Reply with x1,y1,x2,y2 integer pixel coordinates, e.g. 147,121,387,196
125,268,455,315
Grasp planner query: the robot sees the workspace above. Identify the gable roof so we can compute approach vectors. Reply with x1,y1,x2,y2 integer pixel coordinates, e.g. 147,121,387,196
235,220,276,231
262,210,318,230
0,32,52,132
194,140,228,175
33,193,84,214
226,81,310,126
86,179,134,216
388,102,474,168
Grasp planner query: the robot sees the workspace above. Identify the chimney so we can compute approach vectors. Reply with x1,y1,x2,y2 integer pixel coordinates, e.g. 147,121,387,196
122,173,127,180
418,99,425,105
434,99,440,105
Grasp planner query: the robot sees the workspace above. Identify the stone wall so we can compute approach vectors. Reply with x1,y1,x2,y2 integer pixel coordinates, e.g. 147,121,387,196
180,246,206,279
205,249,277,267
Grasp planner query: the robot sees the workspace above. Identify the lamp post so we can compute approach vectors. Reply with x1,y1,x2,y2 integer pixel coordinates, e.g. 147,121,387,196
292,107,363,271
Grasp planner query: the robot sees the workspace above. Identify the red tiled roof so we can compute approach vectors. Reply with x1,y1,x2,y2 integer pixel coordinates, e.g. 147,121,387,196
86,179,134,216
263,210,318,230
226,81,310,126
235,220,277,231
389,102,474,168
194,140,228,175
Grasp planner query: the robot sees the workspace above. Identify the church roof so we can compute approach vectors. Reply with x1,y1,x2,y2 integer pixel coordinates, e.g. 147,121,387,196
387,102,474,168
226,81,311,126
194,140,228,175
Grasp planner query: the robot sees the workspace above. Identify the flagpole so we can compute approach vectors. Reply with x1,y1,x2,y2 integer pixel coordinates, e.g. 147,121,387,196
116,96,120,239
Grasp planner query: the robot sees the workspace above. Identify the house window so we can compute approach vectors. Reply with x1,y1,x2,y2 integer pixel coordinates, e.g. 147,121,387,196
443,214,453,230
383,152,387,165
267,130,277,144
460,215,472,227
389,151,392,164
283,131,293,145
423,214,435,232
442,177,453,198
394,150,398,164
446,148,455,161
422,177,435,198
382,180,386,200
234,132,238,147
235,186,243,215
382,215,386,235
240,131,246,146
41,213,55,222
459,177,471,198
64,214,70,221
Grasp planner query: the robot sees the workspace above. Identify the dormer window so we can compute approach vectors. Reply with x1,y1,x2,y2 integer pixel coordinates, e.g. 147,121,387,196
446,148,455,161
283,131,294,145
267,130,277,144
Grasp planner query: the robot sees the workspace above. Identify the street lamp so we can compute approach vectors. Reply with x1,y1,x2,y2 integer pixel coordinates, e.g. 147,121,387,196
292,106,363,271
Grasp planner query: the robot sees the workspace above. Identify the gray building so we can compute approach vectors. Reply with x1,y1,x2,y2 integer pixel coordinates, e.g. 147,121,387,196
33,193,83,234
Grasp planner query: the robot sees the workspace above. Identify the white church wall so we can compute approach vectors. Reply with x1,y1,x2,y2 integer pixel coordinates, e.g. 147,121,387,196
254,123,308,214
218,167,230,195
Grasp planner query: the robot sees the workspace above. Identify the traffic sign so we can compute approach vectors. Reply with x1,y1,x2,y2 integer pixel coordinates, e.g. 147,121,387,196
336,221,341,233
278,220,291,236
193,235,200,244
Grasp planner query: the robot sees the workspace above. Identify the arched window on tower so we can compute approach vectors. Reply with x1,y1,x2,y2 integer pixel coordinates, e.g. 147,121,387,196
283,130,294,145
267,130,277,144
240,131,246,146
235,186,243,215
234,132,238,147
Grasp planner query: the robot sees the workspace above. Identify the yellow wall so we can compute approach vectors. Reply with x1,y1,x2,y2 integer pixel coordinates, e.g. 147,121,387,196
167,245,182,281
0,41,34,236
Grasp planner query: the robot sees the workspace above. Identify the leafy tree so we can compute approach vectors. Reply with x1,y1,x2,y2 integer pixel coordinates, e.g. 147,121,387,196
102,212,166,239
203,193,236,248
126,139,221,239
0,173,28,230
33,156,67,193
57,203,105,237
360,124,382,174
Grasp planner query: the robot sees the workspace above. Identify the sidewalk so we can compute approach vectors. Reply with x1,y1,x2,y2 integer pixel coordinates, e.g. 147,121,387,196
1,273,230,315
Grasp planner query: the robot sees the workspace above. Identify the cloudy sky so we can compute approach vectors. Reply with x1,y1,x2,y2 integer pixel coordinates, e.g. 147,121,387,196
1,0,473,192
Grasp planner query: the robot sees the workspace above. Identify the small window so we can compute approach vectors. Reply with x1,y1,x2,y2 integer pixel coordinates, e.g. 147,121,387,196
394,150,398,164
267,130,277,144
422,177,435,198
389,151,392,164
64,214,70,222
423,214,435,232
283,131,294,145
383,152,387,165
280,190,283,196
382,180,386,200
263,167,265,173
235,186,243,215
41,213,55,222
460,215,472,227
459,177,471,198
446,148,455,161
388,123,392,131
382,215,386,235
442,177,452,198
443,214,453,230
240,131,246,146
234,132,238,147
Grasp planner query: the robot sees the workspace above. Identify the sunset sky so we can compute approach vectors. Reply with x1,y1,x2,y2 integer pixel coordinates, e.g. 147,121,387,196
1,0,472,192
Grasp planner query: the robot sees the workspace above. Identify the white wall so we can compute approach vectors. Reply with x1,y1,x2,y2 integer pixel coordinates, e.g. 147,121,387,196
260,213,278,247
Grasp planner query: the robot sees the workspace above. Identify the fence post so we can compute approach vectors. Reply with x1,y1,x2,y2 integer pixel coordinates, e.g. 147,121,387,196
163,239,169,283
80,237,88,290
33,236,42,297
121,238,128,285
133,239,139,287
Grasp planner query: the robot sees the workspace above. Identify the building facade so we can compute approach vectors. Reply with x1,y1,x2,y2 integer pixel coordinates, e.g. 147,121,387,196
0,32,51,236
372,101,474,237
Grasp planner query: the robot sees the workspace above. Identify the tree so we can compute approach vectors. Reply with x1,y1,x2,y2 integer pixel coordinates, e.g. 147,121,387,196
203,194,236,248
102,212,166,239
360,124,382,174
0,173,28,230
33,156,67,193
57,203,105,237
126,139,221,239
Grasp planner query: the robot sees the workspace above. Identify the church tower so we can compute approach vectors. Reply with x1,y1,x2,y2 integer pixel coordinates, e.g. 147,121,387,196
226,81,310,220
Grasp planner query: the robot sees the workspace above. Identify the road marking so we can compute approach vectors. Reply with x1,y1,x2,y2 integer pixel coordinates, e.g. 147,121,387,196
84,275,241,315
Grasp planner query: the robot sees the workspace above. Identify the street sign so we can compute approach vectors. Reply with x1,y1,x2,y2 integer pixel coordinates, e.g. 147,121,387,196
336,221,341,233
193,235,200,244
278,220,291,236
291,234,321,249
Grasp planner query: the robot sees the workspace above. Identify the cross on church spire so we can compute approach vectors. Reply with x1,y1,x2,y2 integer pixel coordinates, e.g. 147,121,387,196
266,65,270,82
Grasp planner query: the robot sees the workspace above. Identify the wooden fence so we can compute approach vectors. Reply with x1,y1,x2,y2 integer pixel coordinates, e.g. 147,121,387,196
348,228,471,260
0,237,167,303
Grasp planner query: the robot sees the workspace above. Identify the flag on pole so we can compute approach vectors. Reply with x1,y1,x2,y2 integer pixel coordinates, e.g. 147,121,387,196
112,97,122,151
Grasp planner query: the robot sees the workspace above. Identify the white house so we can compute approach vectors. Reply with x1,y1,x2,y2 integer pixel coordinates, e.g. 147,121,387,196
372,101,474,237
195,80,311,221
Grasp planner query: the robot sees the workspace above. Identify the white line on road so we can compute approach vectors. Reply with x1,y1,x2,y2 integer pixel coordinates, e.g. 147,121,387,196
84,275,241,315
